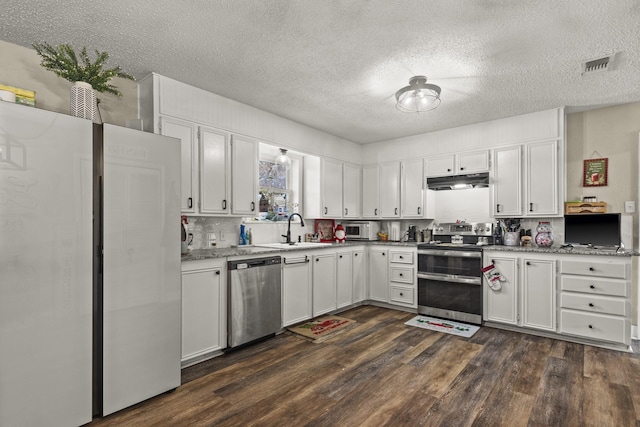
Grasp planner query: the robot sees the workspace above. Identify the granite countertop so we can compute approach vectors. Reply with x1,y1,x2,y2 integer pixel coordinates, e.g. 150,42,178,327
483,245,639,257
182,240,418,262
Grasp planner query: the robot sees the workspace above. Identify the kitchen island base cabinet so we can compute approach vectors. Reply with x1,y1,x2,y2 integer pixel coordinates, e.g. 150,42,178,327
282,253,313,327
181,259,227,366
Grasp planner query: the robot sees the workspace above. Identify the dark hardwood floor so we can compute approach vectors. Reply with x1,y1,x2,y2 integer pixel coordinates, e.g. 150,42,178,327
89,305,640,426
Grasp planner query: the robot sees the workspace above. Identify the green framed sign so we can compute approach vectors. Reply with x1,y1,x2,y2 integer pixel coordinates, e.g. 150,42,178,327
583,158,608,187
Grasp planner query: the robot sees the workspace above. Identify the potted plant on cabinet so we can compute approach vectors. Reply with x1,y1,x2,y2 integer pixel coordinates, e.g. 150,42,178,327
32,42,135,121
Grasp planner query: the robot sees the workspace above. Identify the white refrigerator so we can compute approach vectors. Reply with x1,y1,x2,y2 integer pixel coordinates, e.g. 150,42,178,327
0,102,181,426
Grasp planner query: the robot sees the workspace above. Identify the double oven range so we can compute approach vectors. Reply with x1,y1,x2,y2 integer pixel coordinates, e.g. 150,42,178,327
417,222,493,325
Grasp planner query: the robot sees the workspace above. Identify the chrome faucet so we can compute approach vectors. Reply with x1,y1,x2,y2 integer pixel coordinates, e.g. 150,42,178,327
282,213,305,244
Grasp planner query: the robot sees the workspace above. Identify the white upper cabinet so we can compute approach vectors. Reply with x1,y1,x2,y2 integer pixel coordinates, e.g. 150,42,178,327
525,140,559,216
401,159,424,218
322,158,344,217
343,162,361,218
159,116,197,213
425,150,489,177
230,135,258,215
492,145,522,217
492,140,561,218
362,164,380,218
199,127,230,215
379,162,401,218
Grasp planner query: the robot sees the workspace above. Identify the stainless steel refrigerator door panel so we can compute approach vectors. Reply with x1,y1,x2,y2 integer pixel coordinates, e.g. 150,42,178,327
228,258,282,348
101,124,181,416
0,103,93,426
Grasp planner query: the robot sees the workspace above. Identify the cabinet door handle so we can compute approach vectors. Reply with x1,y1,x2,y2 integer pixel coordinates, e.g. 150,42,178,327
382,252,386,256
588,324,594,329
222,199,227,210
496,204,501,213
588,303,594,307
251,202,255,211
374,208,378,216
187,197,193,209
447,168,452,172
395,208,398,215
345,208,348,216
339,255,343,259
526,261,531,266
324,207,328,215
355,253,358,257
417,207,421,214
216,271,220,275
316,258,320,262
491,259,495,264
460,167,465,171
529,203,533,212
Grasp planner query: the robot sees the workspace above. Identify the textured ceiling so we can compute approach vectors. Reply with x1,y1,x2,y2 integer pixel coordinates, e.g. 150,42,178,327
1,1,640,144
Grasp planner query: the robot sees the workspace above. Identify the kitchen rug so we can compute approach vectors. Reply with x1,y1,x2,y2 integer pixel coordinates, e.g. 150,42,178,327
404,315,480,338
288,316,357,343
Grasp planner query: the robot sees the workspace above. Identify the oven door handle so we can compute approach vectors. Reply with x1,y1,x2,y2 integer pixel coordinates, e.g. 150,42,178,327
417,272,482,285
417,249,481,258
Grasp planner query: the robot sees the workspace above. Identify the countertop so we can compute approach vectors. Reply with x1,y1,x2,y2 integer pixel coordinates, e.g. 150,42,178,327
182,240,418,262
483,245,639,257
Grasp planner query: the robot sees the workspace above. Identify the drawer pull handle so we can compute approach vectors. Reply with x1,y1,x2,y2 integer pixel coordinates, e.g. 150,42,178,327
399,255,404,259
382,253,386,256
588,303,594,307
399,273,403,277
590,285,596,289
400,292,404,296
339,255,343,259
589,267,595,272
588,324,594,329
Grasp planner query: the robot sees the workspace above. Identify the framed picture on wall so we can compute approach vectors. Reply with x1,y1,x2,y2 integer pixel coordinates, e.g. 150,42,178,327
583,158,608,187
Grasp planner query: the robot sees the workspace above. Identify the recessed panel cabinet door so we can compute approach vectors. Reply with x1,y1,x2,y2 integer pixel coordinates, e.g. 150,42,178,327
322,158,343,217
160,116,197,213
379,162,401,218
282,254,312,327
525,141,558,216
313,253,337,316
369,248,389,302
343,163,361,218
492,146,522,217
484,254,518,325
362,164,380,218
336,251,353,309
401,158,424,218
199,127,229,214
231,135,258,215
522,258,556,331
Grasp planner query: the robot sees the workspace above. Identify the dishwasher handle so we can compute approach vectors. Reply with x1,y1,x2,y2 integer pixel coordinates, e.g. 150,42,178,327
228,256,281,270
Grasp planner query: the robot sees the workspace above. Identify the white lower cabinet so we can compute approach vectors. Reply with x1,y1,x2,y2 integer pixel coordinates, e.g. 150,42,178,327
368,247,389,302
282,252,312,327
181,259,227,365
483,251,556,332
352,249,366,303
336,250,354,309
559,256,631,346
312,252,337,316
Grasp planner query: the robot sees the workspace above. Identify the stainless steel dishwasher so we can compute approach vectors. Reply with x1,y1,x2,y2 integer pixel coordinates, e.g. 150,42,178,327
227,256,282,348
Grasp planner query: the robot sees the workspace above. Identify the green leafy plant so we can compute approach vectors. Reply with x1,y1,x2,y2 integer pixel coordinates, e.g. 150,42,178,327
32,42,135,96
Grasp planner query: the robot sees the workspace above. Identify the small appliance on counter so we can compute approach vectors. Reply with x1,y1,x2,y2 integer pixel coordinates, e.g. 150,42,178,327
407,224,417,242
342,221,380,240
388,221,402,241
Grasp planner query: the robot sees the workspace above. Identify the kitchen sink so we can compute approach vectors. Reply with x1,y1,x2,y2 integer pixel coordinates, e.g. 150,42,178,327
257,242,333,249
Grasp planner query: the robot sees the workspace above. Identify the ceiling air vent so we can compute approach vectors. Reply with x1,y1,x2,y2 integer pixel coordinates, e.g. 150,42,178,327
581,53,620,76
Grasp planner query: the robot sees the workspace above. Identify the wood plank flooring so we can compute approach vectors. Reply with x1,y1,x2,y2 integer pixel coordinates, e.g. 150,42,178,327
88,306,640,426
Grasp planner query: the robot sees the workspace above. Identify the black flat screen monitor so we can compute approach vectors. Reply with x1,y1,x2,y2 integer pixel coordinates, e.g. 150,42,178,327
564,213,621,247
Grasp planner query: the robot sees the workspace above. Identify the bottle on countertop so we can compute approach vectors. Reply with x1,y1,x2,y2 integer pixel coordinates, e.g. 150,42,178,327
239,224,247,245
246,228,253,245
493,221,502,245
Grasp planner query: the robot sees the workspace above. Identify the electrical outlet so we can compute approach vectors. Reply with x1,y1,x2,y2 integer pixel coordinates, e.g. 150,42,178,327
209,241,217,247
625,201,635,213
220,231,226,241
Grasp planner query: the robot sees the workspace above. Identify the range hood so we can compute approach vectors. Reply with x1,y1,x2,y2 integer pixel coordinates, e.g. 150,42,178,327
426,172,490,191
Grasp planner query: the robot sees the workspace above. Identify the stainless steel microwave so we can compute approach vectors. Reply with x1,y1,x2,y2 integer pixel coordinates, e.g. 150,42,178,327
342,221,380,241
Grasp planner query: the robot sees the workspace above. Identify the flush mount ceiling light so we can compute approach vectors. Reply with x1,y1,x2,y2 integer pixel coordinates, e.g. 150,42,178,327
275,148,291,167
395,75,441,113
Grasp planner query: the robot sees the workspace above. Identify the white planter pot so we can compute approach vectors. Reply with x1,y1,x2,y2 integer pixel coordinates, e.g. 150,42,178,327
70,81,98,121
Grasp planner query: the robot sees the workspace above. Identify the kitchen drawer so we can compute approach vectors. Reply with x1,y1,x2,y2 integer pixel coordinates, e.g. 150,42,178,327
390,267,414,284
560,275,627,297
560,309,629,345
390,286,414,305
390,251,414,264
560,292,627,316
560,260,627,279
